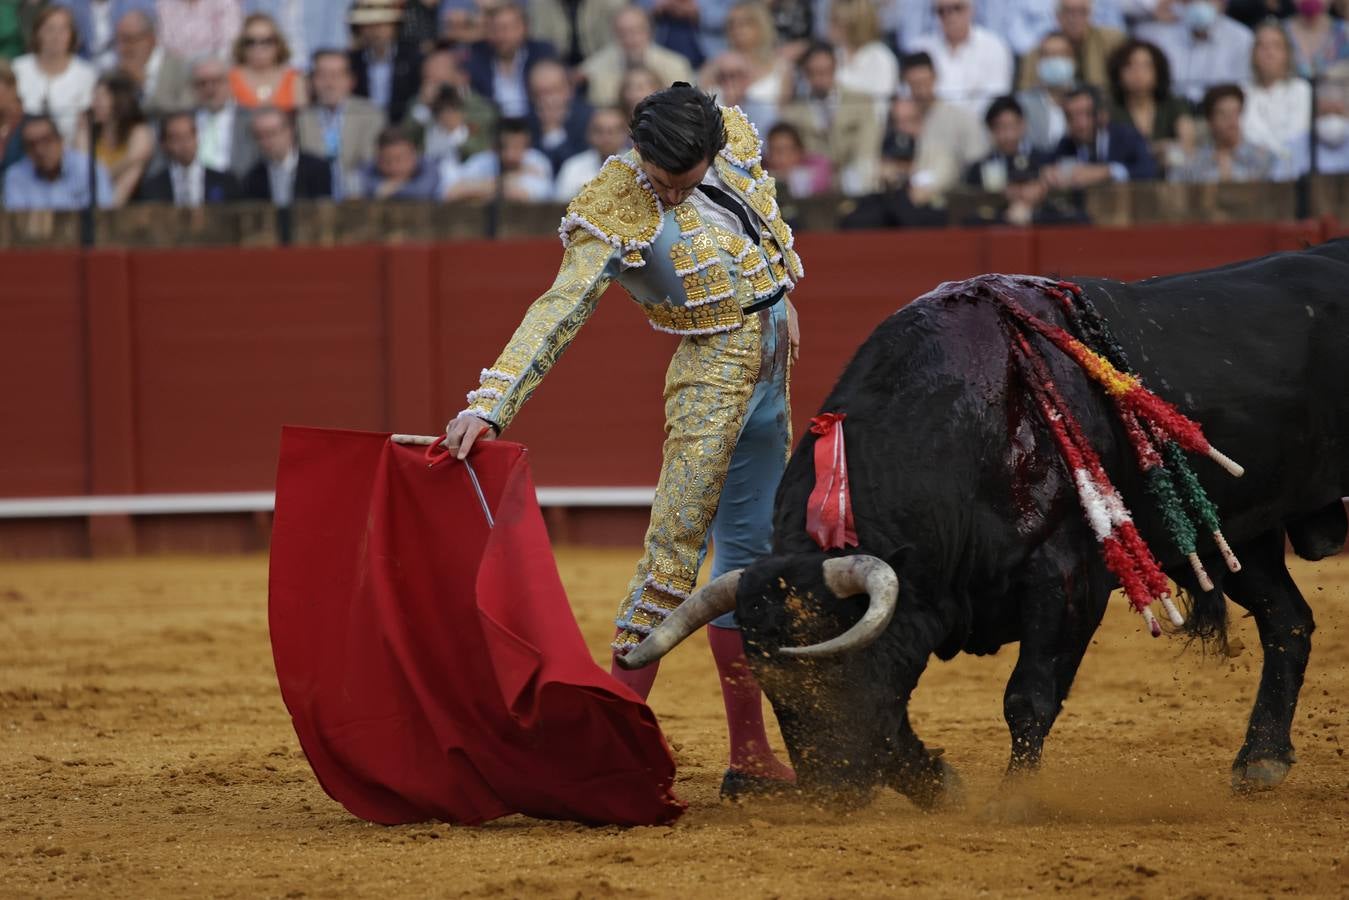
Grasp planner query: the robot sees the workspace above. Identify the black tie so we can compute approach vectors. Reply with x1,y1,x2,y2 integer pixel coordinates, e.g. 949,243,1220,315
697,182,758,240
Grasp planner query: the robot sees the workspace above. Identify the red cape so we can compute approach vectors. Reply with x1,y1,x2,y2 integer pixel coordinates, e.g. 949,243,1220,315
268,427,684,826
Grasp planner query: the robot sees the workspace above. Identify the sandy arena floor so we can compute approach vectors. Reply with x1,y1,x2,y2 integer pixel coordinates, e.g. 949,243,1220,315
0,548,1346,898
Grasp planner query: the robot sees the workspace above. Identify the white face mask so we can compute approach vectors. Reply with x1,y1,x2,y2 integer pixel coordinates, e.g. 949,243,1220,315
1183,1,1219,34
1318,113,1349,147
1037,56,1075,89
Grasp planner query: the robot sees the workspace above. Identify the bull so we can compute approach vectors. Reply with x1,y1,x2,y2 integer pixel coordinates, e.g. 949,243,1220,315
619,240,1348,813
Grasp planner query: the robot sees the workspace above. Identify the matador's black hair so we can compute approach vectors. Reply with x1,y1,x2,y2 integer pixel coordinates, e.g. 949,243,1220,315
629,82,726,174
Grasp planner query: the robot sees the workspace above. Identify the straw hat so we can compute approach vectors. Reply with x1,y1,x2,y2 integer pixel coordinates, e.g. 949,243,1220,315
348,0,404,26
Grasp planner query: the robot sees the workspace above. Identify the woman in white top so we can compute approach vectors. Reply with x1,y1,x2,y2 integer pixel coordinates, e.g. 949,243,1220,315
1242,22,1312,164
12,6,96,142
721,1,790,126
829,0,898,112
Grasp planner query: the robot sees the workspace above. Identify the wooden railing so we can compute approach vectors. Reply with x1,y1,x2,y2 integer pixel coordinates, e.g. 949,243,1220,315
6,177,1348,249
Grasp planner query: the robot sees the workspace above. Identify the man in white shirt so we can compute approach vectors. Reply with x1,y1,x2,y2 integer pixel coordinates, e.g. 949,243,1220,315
553,105,627,201
190,58,257,179
1136,0,1254,103
910,0,1014,117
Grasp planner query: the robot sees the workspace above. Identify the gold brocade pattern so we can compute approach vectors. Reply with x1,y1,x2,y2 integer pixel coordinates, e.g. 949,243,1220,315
642,297,744,332
614,312,765,646
465,236,615,429
720,106,762,168
561,157,662,250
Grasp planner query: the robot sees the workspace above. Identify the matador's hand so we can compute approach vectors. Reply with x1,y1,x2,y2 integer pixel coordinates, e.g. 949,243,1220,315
445,412,497,460
787,299,801,363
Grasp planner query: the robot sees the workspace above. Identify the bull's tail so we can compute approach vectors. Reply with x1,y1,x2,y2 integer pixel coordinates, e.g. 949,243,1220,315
1177,584,1231,656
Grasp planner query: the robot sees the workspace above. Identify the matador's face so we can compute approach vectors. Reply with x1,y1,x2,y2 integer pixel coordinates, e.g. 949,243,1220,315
639,157,710,207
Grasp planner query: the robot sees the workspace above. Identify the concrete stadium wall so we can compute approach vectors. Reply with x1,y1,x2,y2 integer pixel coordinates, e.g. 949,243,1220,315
0,220,1330,556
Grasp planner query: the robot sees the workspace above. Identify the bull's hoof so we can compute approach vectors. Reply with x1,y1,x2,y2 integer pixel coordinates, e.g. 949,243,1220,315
977,791,1046,824
896,759,964,812
719,769,797,803
930,759,966,812
1231,758,1292,794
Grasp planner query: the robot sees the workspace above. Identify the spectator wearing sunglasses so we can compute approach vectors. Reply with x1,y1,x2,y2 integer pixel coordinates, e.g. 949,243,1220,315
3,113,113,209
229,12,305,110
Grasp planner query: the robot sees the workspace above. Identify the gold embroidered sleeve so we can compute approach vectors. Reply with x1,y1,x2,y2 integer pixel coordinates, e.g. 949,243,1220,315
462,235,617,432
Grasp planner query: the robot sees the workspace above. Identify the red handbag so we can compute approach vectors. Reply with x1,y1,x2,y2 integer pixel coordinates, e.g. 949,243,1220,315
268,427,684,826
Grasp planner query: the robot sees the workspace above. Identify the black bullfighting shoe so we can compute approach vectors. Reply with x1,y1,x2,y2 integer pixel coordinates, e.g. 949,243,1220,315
719,769,796,802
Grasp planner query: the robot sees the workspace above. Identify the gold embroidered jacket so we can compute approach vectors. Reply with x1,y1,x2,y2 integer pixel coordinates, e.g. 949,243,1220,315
464,106,804,431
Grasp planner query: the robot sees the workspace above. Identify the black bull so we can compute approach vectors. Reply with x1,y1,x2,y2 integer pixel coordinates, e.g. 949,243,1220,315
622,240,1348,810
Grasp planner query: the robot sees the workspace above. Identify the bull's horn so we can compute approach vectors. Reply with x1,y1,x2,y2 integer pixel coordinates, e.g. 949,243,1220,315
615,570,742,670
779,555,898,658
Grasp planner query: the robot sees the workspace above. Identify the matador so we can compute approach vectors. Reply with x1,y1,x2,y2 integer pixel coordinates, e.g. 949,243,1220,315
443,85,801,798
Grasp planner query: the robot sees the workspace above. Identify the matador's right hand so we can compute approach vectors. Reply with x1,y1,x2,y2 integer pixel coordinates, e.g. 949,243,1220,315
444,412,497,460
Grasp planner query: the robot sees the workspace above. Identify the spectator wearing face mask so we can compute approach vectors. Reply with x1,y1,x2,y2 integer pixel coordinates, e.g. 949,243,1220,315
1135,1,1254,104
1106,38,1196,172
1170,82,1277,181
1018,0,1124,93
1283,0,1349,78
1017,31,1077,153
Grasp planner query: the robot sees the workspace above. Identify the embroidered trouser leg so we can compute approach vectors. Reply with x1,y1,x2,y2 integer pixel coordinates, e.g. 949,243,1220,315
613,304,792,649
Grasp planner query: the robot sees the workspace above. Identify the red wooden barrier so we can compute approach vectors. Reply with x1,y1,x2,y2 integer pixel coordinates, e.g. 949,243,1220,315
0,220,1334,554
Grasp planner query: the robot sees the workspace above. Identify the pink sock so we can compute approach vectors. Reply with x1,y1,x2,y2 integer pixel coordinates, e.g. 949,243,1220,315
707,624,795,781
609,628,660,701
608,655,659,701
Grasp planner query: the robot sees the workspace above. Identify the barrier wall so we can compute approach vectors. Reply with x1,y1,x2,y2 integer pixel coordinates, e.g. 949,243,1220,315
0,220,1331,555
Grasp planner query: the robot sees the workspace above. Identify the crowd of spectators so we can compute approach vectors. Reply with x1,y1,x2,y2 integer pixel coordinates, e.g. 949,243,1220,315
2,0,1349,229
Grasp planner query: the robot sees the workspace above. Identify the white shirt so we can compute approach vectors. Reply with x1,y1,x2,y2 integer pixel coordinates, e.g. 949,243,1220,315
836,41,899,107
1135,16,1254,103
1242,78,1312,162
196,104,236,172
142,46,167,103
553,148,602,202
91,0,116,69
170,159,205,206
12,54,98,142
911,25,1014,118
267,148,299,206
688,165,756,238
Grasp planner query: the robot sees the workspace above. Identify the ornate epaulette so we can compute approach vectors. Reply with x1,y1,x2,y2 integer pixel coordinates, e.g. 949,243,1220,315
718,105,763,169
558,154,663,269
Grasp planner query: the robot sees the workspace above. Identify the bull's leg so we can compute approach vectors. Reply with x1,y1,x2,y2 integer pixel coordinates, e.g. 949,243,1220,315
888,707,965,812
1003,588,1108,773
983,566,1109,821
1221,527,1316,793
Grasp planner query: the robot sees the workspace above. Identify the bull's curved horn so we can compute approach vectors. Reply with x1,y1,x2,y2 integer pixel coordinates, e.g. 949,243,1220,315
778,555,898,658
615,570,742,670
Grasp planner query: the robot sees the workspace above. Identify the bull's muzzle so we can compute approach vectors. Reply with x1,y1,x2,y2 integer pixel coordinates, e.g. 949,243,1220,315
614,556,899,670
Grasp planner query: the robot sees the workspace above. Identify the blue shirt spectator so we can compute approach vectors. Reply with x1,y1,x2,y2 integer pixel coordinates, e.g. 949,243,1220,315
1136,2,1254,103
362,125,440,200
3,115,113,209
